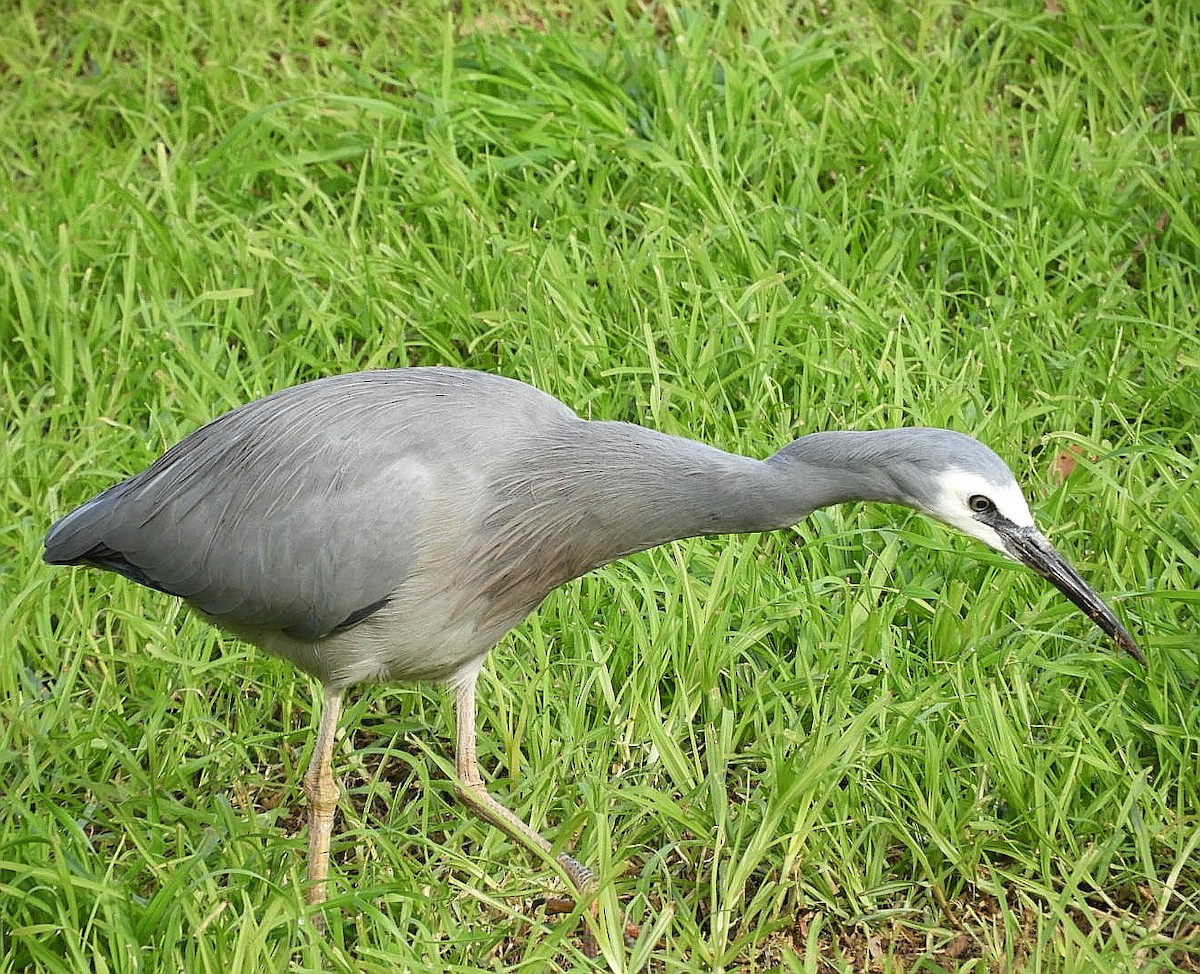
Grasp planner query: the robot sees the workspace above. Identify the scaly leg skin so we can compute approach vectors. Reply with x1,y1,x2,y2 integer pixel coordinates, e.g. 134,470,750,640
303,684,345,932
452,672,594,890
452,671,639,948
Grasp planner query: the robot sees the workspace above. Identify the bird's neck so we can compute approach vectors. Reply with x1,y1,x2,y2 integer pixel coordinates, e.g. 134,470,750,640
761,430,918,518
562,423,913,546
465,423,921,624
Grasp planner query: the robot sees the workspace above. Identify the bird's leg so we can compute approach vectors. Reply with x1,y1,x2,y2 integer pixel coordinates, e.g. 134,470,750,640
452,671,595,892
303,683,345,926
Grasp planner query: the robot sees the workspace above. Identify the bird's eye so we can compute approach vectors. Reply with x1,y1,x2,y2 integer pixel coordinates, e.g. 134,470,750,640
968,494,995,514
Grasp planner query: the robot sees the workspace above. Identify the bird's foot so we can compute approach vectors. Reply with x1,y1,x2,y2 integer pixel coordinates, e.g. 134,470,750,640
542,857,640,952
556,851,595,891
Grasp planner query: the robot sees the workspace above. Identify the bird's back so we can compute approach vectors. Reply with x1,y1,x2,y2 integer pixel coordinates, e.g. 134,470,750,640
44,369,583,673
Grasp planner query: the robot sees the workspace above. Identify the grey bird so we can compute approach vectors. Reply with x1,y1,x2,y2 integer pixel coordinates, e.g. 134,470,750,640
43,367,1144,920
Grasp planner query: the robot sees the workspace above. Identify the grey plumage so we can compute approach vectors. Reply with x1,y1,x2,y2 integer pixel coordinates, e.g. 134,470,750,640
43,366,1143,924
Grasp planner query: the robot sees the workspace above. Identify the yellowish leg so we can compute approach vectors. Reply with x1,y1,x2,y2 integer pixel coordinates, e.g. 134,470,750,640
452,671,595,891
303,684,345,929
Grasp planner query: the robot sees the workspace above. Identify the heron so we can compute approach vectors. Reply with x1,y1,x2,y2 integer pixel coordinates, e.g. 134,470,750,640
43,367,1144,923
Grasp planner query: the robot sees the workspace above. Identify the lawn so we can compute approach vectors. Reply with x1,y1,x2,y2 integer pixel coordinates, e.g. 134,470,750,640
1,1,1197,971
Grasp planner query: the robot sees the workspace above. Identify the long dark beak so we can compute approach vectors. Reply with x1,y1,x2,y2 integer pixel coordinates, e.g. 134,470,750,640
996,524,1145,668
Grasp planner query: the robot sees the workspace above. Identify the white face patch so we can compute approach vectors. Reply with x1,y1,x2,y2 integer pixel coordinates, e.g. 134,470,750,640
924,467,1036,554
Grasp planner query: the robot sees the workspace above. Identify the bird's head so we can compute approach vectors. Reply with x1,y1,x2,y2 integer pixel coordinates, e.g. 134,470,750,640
900,434,1145,667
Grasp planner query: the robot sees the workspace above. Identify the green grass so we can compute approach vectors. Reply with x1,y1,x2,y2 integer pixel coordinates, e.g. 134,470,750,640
2,0,1197,970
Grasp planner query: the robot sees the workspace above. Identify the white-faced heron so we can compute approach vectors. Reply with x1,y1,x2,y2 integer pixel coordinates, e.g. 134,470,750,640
43,367,1144,921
